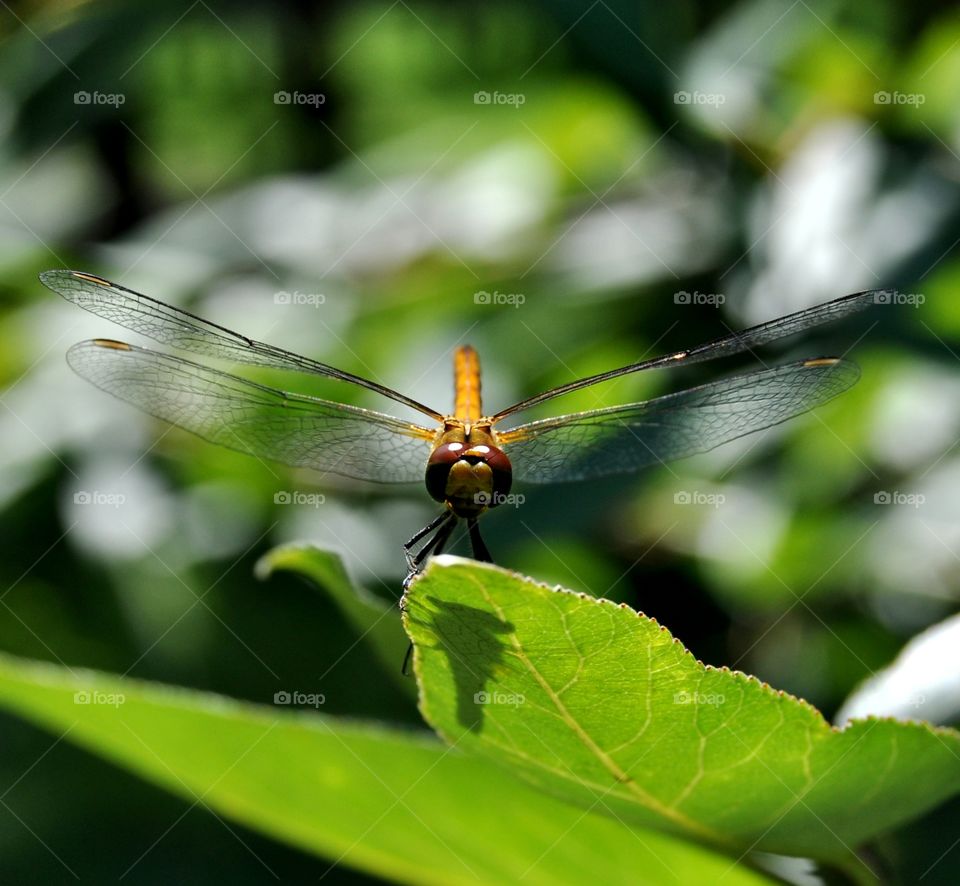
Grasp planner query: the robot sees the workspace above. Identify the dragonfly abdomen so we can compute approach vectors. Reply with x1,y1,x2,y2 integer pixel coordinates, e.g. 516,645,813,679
454,345,482,421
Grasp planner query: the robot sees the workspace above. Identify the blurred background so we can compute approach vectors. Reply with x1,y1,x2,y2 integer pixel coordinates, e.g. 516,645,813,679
1,0,960,881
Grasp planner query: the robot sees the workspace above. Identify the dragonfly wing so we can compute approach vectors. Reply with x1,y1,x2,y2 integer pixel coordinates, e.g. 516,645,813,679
493,289,883,421
41,269,443,420
498,358,859,484
68,340,436,484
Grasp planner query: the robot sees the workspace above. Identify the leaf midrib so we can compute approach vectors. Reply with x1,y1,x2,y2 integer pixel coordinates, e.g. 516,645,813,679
469,572,732,848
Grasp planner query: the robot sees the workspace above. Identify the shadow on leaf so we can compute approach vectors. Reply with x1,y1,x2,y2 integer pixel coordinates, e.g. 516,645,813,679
419,597,514,732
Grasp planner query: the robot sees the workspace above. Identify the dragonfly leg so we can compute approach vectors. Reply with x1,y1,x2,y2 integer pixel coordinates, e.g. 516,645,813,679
415,513,457,566
404,510,453,573
403,510,457,587
401,514,487,676
400,511,456,675
405,509,451,549
467,518,493,563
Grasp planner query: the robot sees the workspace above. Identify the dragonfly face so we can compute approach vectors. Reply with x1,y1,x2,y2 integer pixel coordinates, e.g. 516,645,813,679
426,418,512,518
40,269,891,580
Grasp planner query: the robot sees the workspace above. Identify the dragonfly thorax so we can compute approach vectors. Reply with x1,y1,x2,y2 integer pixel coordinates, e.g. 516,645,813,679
425,420,512,518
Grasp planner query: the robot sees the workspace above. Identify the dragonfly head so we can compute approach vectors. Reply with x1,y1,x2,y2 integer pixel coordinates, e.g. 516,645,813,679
426,435,512,518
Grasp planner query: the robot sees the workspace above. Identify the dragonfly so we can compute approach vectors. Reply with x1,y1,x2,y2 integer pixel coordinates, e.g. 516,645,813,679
41,269,885,579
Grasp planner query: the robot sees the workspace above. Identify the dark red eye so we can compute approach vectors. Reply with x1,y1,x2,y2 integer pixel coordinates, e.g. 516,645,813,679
424,442,514,506
471,445,512,504
425,442,465,502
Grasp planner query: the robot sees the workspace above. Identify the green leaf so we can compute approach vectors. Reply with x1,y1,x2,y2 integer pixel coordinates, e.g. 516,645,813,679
0,654,774,886
255,543,410,689
402,557,960,862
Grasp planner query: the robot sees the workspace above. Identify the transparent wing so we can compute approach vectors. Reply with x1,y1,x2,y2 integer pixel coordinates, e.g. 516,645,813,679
68,339,436,484
492,290,884,421
498,358,859,483
41,269,443,421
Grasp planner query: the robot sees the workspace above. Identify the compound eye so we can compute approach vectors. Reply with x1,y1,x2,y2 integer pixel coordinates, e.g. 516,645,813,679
475,445,512,505
425,442,464,502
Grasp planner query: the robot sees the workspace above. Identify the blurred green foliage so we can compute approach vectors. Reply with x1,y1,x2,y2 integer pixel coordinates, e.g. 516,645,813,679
2,0,960,881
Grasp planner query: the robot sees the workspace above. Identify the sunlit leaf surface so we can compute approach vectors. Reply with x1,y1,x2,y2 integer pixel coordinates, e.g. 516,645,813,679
0,653,775,886
404,557,960,862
